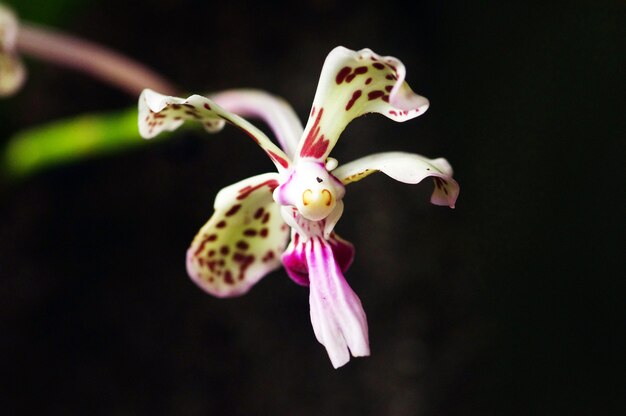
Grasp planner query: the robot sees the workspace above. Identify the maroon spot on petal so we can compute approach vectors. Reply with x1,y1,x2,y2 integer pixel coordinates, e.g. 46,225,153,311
262,251,275,263
382,95,390,103
224,270,234,284
236,241,249,250
172,104,181,109
259,228,269,238
243,229,257,237
237,180,280,200
354,66,368,75
385,85,393,92
220,246,229,255
225,204,241,216
373,62,385,70
218,259,225,266
267,151,289,169
335,66,352,84
203,103,211,110
367,90,385,101
216,220,227,228
310,106,316,117
234,254,255,280
345,90,362,111
385,74,397,80
365,77,372,85
254,208,264,219
299,108,329,159
389,110,398,116
207,234,218,242
262,212,271,224
183,103,195,109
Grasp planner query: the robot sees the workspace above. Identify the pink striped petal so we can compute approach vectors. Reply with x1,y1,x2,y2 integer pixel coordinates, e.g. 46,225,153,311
282,231,355,286
209,89,303,158
306,237,368,368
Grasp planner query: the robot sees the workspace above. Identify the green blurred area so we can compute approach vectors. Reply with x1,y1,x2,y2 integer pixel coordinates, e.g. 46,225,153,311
3,0,87,25
2,107,142,179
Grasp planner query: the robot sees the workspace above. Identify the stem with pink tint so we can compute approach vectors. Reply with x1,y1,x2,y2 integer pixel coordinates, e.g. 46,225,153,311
16,23,177,96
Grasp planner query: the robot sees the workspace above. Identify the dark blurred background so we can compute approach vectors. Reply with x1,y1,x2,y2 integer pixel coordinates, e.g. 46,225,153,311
1,0,623,415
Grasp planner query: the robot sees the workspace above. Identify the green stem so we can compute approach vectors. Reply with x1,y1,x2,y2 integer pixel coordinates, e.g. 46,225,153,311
1,107,154,180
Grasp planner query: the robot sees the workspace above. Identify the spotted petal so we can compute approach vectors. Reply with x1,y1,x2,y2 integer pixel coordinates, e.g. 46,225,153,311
209,89,304,158
333,151,459,208
296,46,429,161
307,236,369,368
139,89,291,172
186,173,290,297
0,4,25,96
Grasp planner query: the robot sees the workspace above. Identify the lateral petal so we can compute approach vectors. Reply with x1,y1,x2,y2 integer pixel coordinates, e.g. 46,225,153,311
138,89,292,172
333,151,459,208
186,173,290,297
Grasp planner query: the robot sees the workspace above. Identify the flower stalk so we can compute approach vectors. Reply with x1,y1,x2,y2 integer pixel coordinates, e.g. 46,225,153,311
15,22,177,96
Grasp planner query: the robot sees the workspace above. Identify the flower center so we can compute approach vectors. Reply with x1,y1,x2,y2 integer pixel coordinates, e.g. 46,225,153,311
301,188,335,221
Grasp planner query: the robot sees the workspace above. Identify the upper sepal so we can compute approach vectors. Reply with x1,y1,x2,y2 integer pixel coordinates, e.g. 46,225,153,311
296,46,429,161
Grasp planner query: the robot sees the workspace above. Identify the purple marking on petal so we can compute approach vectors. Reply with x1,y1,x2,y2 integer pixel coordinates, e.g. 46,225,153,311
306,237,369,368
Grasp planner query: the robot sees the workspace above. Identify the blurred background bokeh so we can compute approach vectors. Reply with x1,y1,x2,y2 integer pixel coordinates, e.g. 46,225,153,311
1,0,622,414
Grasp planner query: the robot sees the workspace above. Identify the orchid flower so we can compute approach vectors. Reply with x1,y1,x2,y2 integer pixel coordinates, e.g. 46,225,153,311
138,46,459,368
0,4,25,96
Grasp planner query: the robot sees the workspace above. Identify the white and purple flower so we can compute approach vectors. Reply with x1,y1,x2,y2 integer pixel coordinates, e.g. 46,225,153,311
0,4,25,96
138,46,459,368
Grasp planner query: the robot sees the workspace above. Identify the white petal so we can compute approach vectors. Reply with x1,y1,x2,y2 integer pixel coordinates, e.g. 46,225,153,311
0,53,25,96
0,4,25,97
138,89,292,172
187,173,290,297
295,46,429,162
333,151,459,208
209,89,303,158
